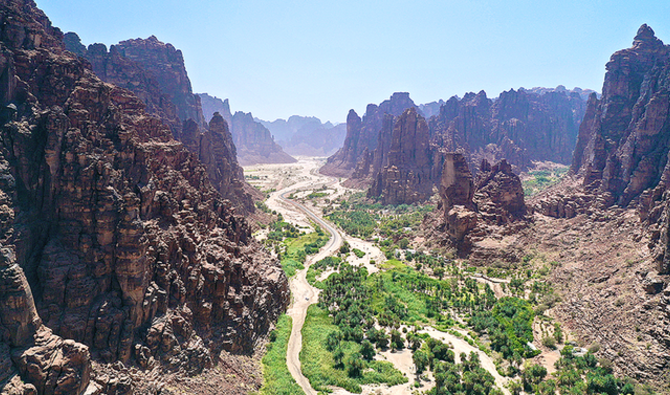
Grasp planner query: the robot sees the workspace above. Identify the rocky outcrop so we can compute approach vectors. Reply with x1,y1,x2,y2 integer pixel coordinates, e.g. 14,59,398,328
437,154,529,256
429,87,587,172
0,1,289,393
367,108,440,204
230,111,297,166
114,36,206,128
439,153,477,242
566,25,670,274
198,93,232,124
63,34,258,214
196,94,296,165
473,159,527,223
570,24,670,207
321,92,416,177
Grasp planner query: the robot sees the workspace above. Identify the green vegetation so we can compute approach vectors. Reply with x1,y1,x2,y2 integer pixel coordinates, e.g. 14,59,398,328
300,305,407,393
306,256,342,287
307,191,329,199
327,192,433,239
256,315,305,395
508,350,653,395
522,167,568,196
255,200,272,213
352,248,366,258
263,217,328,277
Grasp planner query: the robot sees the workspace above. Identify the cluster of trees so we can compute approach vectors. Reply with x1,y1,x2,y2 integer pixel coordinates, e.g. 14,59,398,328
413,341,502,395
469,297,538,367
266,218,301,241
509,348,651,395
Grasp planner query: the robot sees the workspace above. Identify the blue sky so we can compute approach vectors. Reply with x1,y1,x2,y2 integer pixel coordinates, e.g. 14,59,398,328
37,0,670,123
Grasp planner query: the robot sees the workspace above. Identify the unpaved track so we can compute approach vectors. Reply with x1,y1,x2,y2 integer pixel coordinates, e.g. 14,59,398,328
265,160,343,395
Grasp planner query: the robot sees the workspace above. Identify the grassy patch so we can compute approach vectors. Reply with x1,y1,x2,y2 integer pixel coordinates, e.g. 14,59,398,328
281,258,305,278
300,305,407,393
380,259,405,270
256,315,305,395
522,167,568,196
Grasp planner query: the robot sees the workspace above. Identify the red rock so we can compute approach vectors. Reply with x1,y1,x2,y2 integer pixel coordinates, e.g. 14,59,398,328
367,108,439,204
0,1,289,392
321,92,416,177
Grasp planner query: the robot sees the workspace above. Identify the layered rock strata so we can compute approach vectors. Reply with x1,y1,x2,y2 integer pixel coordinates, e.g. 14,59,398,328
367,108,441,204
321,92,417,177
0,1,289,394
438,154,529,256
63,33,258,213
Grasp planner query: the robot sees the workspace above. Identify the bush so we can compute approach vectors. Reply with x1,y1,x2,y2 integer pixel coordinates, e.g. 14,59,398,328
541,336,557,349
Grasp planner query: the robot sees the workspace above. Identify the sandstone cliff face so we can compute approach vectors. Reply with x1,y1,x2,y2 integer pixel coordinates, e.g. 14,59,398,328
570,24,670,207
437,154,528,257
230,111,297,166
196,93,296,166
0,2,289,394
63,34,257,214
367,108,440,204
321,92,416,177
429,87,586,172
556,25,670,275
114,36,206,129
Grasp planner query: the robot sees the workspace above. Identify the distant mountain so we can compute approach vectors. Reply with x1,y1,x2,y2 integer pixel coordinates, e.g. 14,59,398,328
258,116,346,157
197,93,296,166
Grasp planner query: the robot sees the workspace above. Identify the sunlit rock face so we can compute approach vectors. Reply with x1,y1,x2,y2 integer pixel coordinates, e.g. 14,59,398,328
322,92,417,178
64,32,259,214
1,1,289,392
367,107,440,205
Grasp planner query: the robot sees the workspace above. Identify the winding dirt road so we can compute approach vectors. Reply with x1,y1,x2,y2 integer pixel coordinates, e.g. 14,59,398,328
265,160,343,395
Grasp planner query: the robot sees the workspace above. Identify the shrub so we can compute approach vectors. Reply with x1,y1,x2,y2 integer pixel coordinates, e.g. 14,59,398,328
541,336,557,349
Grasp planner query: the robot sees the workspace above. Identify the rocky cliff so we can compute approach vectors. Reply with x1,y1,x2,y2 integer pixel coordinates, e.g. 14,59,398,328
230,111,296,166
0,1,289,394
429,87,587,172
321,92,417,177
196,93,296,166
437,154,528,257
367,108,441,204
198,93,232,125
549,25,670,275
63,34,258,214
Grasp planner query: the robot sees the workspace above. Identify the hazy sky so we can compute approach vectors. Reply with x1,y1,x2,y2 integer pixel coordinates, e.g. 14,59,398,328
37,0,670,123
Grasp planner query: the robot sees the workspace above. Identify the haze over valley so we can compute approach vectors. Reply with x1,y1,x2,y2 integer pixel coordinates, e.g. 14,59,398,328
1,1,670,395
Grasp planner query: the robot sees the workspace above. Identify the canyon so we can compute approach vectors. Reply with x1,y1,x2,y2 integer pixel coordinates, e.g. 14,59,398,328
3,0,670,393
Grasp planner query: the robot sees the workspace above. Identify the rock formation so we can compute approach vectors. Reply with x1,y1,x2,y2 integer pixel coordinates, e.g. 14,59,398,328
429,87,587,172
437,154,529,256
199,93,232,125
196,93,296,165
63,33,259,213
546,24,670,275
367,108,440,204
230,111,297,166
321,92,417,177
0,1,289,394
